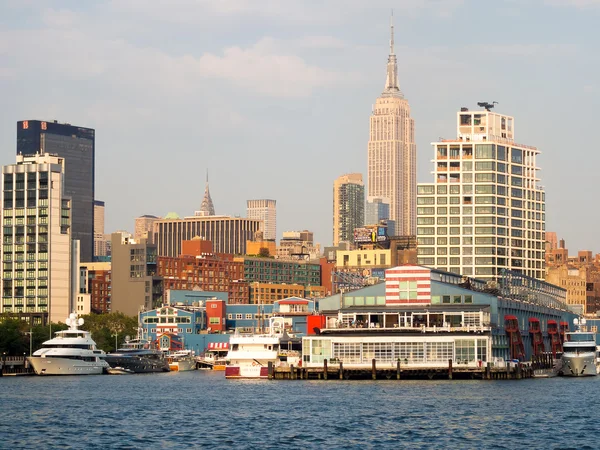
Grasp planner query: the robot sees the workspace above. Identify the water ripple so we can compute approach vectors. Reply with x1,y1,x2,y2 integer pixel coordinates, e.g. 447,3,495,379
1,373,600,449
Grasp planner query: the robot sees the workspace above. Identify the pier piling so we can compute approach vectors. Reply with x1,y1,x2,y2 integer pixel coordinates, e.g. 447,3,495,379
448,359,453,380
372,359,377,380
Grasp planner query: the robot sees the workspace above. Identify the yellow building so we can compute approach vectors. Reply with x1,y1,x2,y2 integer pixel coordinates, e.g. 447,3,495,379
336,249,391,270
246,240,277,257
546,266,588,314
250,282,305,304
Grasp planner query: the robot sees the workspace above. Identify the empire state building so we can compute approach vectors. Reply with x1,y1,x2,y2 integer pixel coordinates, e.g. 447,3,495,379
367,18,416,236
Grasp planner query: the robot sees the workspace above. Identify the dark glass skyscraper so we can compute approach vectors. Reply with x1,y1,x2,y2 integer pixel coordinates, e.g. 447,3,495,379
17,120,95,262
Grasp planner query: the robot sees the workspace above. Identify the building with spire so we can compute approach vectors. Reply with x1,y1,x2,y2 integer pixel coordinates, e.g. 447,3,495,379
367,16,416,236
196,172,215,217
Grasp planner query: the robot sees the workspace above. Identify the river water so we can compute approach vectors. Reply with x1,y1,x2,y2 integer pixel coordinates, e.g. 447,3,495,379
1,371,597,449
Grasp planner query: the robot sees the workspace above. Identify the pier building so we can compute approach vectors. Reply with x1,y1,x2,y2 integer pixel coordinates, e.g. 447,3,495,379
304,265,576,370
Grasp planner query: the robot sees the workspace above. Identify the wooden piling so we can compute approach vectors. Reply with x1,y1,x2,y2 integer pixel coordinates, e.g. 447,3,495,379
448,359,453,380
339,362,344,380
268,361,273,380
396,360,401,380
323,359,328,380
485,362,491,380
372,359,376,380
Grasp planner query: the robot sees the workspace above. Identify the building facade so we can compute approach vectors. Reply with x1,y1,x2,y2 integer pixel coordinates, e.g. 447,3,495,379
365,197,395,235
80,261,112,314
276,230,321,261
247,199,276,241
154,215,261,257
416,107,546,281
158,254,248,304
135,214,160,242
110,232,162,316
1,153,73,324
367,21,416,236
93,200,106,259
17,120,95,262
240,256,322,288
333,173,365,247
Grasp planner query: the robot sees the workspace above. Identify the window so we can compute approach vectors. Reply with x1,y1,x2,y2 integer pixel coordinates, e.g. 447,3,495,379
475,144,495,159
235,314,242,319
209,317,220,325
245,314,253,319
417,197,435,205
398,281,418,300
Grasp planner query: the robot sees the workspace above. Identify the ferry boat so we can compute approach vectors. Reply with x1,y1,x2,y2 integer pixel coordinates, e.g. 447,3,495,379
28,313,109,376
560,318,597,377
225,317,300,379
167,350,197,372
105,333,170,373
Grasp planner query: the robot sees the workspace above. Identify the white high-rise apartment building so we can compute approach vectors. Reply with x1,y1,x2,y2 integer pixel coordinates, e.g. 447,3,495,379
247,199,277,241
367,18,416,236
416,106,546,281
1,153,74,324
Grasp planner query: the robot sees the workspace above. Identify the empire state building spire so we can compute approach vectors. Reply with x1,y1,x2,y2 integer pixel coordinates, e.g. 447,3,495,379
198,170,215,216
383,12,403,98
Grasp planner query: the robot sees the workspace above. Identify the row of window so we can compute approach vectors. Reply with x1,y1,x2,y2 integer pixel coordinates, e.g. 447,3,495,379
419,184,544,200
418,257,544,268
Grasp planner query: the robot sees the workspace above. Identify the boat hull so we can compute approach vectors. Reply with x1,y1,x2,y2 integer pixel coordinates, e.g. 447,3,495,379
105,355,169,373
561,353,597,377
168,358,197,372
225,365,269,379
28,357,109,376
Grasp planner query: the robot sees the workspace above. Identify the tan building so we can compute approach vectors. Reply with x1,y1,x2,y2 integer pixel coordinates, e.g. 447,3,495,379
250,282,306,305
110,232,162,316
154,215,261,257
93,200,106,259
546,266,589,314
368,18,416,236
1,153,74,325
135,214,160,243
336,249,391,270
276,230,321,261
247,199,276,241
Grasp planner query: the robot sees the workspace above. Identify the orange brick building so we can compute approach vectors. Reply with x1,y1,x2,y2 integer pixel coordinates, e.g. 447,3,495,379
158,239,249,304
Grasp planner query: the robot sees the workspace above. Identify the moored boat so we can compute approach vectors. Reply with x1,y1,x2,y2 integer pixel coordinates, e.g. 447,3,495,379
167,350,197,372
105,333,170,373
225,317,300,379
559,318,597,377
28,313,109,376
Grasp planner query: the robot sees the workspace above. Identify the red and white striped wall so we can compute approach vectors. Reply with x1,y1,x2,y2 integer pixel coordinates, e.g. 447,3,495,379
385,266,431,305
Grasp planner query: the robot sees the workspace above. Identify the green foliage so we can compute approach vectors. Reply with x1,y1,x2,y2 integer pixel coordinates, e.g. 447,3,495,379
79,312,138,352
0,312,138,355
0,316,27,356
258,247,271,258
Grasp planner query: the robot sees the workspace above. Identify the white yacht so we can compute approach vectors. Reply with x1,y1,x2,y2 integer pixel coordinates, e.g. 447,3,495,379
28,313,109,376
225,317,300,379
560,318,597,377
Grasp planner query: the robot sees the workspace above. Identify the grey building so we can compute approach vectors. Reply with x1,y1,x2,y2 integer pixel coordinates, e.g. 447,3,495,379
17,120,95,262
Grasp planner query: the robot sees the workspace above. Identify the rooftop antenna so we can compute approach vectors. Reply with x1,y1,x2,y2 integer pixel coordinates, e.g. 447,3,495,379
477,101,498,111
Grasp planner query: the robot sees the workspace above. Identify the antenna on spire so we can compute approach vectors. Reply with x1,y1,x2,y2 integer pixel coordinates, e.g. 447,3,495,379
206,169,209,184
390,10,395,55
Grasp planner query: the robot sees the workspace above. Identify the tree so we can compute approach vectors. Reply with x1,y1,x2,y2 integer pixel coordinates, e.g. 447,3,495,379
259,247,271,258
0,316,27,355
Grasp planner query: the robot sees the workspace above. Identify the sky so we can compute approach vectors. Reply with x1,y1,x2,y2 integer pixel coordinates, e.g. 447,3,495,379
0,0,599,253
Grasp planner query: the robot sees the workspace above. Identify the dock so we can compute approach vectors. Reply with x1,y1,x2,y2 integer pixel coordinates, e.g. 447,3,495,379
0,356,34,376
269,355,556,381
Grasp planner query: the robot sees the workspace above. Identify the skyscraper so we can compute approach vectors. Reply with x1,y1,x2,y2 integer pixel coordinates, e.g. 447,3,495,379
197,172,215,217
365,196,395,235
1,153,73,324
416,106,545,281
134,214,161,242
367,17,416,236
333,173,365,246
247,199,277,241
17,120,95,262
